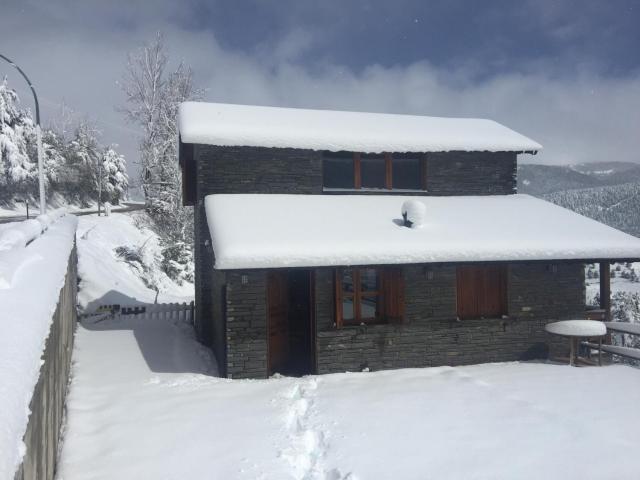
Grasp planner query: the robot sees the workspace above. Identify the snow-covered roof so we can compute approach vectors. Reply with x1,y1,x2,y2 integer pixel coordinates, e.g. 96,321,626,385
178,102,542,153
204,194,640,269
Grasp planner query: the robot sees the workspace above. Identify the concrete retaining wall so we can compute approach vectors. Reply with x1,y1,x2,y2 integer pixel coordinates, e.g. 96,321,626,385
13,245,77,480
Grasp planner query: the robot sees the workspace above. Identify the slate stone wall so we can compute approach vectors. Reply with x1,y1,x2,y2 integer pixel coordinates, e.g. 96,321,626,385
194,144,324,195
225,271,268,379
14,245,77,480
192,145,323,358
426,151,517,195
190,144,521,376
315,263,584,374
210,268,227,376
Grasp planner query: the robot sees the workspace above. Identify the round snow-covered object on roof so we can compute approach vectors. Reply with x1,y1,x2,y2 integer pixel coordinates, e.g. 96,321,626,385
401,200,426,228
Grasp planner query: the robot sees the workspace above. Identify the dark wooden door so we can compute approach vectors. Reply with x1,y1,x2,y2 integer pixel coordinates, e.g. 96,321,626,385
268,271,289,374
457,265,507,320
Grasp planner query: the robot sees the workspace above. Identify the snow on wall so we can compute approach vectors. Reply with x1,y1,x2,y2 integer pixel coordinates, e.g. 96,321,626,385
205,194,640,270
0,209,67,252
0,214,77,480
178,101,542,153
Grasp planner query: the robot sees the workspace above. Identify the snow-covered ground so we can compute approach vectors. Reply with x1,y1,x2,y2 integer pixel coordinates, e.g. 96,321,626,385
57,313,640,480
586,262,640,302
76,211,193,312
0,193,142,219
0,214,77,480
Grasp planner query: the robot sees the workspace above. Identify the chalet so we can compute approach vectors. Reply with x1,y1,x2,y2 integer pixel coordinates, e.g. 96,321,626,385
177,101,640,379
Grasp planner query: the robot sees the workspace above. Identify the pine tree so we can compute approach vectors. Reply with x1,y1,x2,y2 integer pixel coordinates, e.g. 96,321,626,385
0,78,37,197
101,146,129,205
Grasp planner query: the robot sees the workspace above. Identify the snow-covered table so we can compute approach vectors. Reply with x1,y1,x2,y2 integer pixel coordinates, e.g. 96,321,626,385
545,320,607,366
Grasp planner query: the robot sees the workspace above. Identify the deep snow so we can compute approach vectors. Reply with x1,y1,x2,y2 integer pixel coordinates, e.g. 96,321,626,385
205,194,640,269
0,215,77,480
76,212,193,312
57,313,640,480
178,101,542,153
586,263,640,301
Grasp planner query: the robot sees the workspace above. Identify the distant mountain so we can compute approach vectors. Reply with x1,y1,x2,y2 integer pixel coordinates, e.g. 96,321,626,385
518,161,640,195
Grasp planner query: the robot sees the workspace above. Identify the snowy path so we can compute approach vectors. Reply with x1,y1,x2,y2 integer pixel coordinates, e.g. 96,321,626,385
57,314,640,480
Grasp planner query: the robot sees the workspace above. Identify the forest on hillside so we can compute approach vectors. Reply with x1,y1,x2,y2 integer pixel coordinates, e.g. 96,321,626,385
544,182,640,238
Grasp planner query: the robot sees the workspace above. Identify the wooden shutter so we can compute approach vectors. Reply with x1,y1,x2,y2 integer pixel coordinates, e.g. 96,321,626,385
456,266,479,320
382,267,405,324
334,269,343,328
457,265,507,319
479,266,507,318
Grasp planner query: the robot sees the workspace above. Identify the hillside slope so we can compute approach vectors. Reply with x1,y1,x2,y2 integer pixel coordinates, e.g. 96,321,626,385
76,211,193,312
518,161,640,195
543,182,640,238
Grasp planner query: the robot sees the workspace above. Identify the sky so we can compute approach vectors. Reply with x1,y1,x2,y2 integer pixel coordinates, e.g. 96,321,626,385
1,0,639,187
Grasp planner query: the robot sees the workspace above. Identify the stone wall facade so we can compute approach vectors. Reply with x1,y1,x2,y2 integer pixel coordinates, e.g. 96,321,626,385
189,143,526,377
192,145,322,366
315,263,584,374
222,262,584,378
425,151,517,195
224,271,268,379
14,245,77,480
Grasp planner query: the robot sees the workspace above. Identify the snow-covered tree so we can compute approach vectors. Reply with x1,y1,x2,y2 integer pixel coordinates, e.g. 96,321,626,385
0,78,37,196
66,121,103,201
41,129,66,186
0,78,128,205
101,146,129,205
121,33,201,283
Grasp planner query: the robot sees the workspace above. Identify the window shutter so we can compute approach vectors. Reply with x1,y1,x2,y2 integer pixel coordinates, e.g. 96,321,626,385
456,265,507,319
334,269,343,328
383,267,405,323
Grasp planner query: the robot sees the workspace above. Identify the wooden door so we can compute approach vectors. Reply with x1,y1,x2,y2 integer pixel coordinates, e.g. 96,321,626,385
268,271,289,374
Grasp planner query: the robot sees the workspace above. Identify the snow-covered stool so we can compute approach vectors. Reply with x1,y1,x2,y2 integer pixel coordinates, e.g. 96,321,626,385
545,320,607,366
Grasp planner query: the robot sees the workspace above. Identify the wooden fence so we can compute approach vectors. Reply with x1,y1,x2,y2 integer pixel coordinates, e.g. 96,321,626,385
91,301,195,324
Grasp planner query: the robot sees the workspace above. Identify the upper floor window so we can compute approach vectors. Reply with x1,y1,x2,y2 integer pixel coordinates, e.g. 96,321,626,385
323,152,426,191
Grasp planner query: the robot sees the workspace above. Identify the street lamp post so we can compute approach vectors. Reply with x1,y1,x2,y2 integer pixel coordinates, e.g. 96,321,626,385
0,53,46,214
97,156,102,216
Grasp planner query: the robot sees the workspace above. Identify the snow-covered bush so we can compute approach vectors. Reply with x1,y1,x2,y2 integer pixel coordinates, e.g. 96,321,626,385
160,240,194,285
101,147,128,205
114,244,156,290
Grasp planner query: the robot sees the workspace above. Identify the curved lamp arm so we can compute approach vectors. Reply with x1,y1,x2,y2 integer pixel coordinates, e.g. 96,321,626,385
0,53,46,213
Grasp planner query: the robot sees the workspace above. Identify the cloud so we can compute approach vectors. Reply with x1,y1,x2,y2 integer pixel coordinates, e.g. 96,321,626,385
1,0,639,183
194,38,640,165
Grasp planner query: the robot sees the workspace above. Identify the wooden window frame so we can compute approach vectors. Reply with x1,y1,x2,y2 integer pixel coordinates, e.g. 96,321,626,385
350,153,426,191
335,267,404,327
